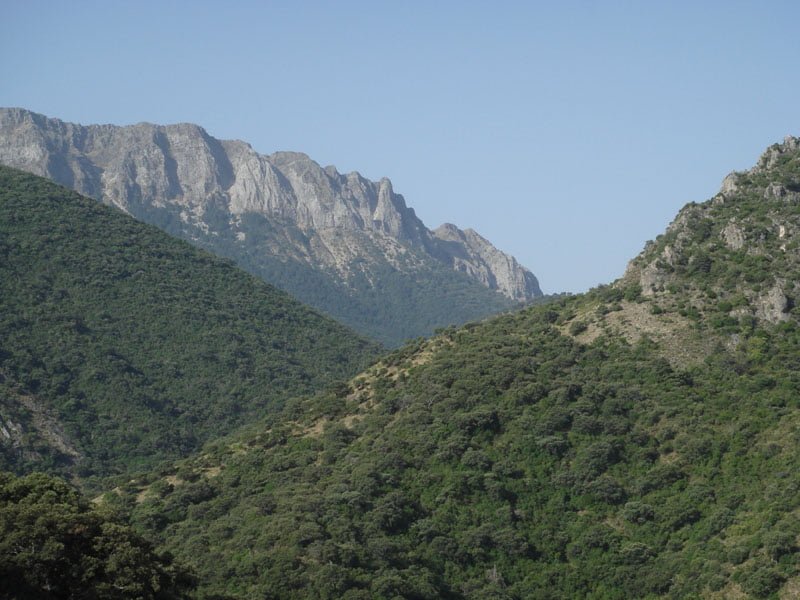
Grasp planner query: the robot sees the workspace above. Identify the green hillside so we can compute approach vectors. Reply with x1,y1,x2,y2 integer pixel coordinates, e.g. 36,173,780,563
0,166,379,481
111,139,800,598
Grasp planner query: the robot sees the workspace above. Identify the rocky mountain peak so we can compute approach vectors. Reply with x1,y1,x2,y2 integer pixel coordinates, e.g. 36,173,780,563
432,222,541,301
0,108,542,344
755,135,800,171
623,134,800,326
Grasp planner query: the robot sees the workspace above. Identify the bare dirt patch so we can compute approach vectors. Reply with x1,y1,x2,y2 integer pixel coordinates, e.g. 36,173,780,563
12,388,81,459
603,301,716,367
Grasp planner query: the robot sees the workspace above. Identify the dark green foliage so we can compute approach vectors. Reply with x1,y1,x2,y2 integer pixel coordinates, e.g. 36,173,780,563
123,297,800,598
568,320,588,335
735,560,785,598
11,141,800,598
0,166,379,479
0,471,194,599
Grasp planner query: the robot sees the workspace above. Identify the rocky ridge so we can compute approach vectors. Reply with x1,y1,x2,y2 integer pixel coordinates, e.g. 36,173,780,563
531,136,800,371
432,223,540,302
622,135,800,326
0,108,541,343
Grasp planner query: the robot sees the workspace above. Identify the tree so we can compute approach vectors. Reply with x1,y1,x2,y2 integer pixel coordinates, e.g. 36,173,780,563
0,471,194,599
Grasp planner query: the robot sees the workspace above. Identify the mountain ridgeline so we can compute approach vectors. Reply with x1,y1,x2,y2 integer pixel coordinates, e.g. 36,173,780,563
104,137,800,599
4,127,800,599
0,108,542,346
0,166,378,481
624,136,800,323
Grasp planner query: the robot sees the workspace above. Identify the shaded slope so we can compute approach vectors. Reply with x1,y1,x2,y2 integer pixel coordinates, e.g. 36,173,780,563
202,212,522,347
114,138,800,599
0,166,379,480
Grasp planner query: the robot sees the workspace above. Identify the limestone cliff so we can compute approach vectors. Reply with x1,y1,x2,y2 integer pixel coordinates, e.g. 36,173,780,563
0,108,542,344
432,223,540,301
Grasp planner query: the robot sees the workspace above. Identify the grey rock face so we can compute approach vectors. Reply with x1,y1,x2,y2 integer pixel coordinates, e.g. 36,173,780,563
432,223,541,301
756,283,791,324
719,173,740,196
0,108,540,302
721,220,746,250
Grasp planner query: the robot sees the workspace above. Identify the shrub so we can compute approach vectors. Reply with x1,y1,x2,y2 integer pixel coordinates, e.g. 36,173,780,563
569,321,588,336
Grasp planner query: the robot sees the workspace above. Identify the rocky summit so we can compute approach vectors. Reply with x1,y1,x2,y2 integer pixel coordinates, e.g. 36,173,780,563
623,135,800,326
0,108,541,345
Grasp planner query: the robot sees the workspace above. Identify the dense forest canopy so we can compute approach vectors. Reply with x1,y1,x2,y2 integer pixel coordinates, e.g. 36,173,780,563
117,295,800,598
0,166,379,482
0,470,194,599
114,137,800,598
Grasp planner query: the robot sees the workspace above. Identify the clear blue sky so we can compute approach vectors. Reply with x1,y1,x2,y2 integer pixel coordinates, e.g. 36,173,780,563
3,1,799,293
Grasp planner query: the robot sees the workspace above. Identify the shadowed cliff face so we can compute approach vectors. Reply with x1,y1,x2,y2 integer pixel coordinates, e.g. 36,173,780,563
0,108,541,344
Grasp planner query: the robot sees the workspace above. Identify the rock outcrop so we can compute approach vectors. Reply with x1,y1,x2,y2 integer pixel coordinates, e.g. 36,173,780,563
431,223,540,301
622,135,800,326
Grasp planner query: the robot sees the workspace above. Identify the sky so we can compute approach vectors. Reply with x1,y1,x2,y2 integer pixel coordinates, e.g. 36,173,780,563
2,1,799,293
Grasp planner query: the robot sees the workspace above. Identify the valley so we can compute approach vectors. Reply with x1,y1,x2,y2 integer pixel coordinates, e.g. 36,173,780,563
2,134,800,598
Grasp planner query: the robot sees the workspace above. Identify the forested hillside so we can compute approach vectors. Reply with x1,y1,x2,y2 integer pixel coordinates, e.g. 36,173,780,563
106,138,800,598
5,137,800,598
0,166,379,481
115,296,799,598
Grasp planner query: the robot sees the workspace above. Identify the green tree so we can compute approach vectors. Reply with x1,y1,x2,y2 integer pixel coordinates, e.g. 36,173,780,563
0,471,194,599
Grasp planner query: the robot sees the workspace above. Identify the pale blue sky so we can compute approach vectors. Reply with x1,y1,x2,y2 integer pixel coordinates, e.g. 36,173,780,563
3,1,799,293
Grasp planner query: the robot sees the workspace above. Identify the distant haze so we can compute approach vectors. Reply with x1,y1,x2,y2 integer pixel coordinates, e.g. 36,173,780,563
3,1,799,292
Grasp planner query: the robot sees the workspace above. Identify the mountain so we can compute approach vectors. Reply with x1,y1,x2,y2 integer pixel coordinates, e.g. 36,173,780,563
0,166,379,481
0,108,541,346
110,137,800,598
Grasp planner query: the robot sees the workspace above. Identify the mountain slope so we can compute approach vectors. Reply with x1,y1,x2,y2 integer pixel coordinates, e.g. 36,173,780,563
624,136,800,323
0,108,541,346
0,166,378,480
115,138,800,599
